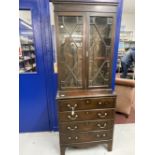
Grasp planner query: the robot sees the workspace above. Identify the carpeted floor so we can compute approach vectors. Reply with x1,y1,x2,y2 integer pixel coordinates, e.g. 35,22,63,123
115,107,135,124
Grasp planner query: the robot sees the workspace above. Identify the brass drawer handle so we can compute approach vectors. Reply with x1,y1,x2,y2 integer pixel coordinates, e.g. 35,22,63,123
68,114,78,120
67,104,77,115
68,136,78,140
98,101,109,105
97,123,107,129
96,133,106,138
67,104,77,109
97,112,108,118
67,126,78,131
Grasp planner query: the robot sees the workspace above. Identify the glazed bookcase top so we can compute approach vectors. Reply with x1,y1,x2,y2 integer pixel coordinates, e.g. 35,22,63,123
53,0,118,91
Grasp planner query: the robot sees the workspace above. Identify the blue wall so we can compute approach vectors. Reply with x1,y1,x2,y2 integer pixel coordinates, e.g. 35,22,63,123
39,0,58,131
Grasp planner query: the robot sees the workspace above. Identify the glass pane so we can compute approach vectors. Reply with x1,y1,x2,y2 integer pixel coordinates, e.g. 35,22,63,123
19,10,37,73
58,16,83,88
89,16,113,87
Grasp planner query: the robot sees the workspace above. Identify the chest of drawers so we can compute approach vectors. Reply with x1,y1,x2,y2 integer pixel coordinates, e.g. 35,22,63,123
57,90,116,155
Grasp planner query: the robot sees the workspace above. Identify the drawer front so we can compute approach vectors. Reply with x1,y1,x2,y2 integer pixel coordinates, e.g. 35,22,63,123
59,120,114,133
59,109,114,122
58,97,115,112
60,130,113,144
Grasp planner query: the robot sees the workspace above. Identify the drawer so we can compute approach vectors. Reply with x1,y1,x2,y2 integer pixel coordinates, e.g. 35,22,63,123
58,97,115,112
60,130,113,144
59,109,115,122
59,120,114,133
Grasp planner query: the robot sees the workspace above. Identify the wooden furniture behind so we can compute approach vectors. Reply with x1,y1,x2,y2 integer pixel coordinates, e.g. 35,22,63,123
53,0,119,154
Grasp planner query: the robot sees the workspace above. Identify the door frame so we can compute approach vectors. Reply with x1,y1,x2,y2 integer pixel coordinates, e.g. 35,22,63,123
111,0,123,91
38,0,58,131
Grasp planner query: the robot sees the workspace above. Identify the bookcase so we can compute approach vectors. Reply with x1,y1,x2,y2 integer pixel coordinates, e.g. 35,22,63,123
52,0,119,154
